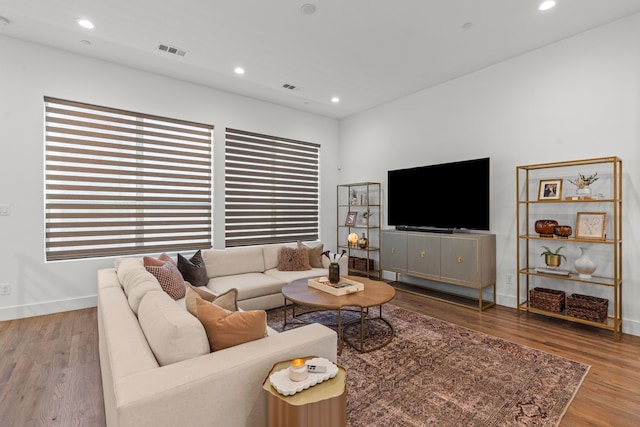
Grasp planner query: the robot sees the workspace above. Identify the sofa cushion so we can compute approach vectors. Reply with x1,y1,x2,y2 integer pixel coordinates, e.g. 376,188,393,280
264,267,327,284
145,262,186,300
137,291,210,366
208,272,285,302
177,250,209,287
185,285,238,314
116,258,163,314
195,298,267,351
202,246,265,278
298,241,324,268
277,246,312,271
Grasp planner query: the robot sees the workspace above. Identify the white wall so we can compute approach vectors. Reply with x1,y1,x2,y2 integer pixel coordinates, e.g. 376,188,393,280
340,14,640,336
0,35,340,320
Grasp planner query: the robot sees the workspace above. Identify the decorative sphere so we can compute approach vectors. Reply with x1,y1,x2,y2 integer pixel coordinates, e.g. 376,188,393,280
348,233,359,244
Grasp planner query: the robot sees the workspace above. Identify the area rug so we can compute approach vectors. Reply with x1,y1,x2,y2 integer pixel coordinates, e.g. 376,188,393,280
267,304,589,427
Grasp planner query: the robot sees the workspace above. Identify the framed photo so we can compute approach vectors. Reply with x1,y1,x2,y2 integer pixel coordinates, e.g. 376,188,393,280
345,211,357,226
575,212,606,240
538,179,562,201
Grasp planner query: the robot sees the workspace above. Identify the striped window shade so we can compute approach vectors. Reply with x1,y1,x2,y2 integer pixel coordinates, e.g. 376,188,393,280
224,128,320,247
44,97,213,261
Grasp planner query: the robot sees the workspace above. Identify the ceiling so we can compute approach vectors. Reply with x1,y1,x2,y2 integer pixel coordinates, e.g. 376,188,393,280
2,0,640,119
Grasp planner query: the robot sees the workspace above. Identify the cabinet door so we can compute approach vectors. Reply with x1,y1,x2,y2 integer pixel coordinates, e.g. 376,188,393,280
440,236,479,285
381,231,407,271
407,234,440,278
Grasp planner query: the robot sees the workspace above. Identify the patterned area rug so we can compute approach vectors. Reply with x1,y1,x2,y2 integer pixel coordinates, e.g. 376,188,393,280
267,304,589,427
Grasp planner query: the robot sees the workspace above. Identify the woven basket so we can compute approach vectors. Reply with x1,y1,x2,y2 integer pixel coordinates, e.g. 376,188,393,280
353,257,374,271
348,256,357,269
566,294,608,323
530,287,565,312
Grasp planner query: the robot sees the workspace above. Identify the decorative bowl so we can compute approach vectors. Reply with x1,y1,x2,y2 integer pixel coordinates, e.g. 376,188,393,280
553,225,572,238
535,219,558,237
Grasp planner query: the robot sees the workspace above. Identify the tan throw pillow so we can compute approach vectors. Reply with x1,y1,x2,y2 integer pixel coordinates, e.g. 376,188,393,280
298,241,324,268
277,246,312,271
145,262,186,300
185,284,238,315
195,298,267,351
143,253,176,266
177,250,209,287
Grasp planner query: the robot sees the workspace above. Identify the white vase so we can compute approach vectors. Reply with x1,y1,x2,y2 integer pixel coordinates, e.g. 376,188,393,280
574,247,597,278
576,186,591,196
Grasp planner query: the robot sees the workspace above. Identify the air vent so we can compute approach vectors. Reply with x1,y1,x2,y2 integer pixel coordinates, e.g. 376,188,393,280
282,83,299,90
158,43,187,57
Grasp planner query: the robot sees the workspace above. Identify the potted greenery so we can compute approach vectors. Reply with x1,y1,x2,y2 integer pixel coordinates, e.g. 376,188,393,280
540,246,566,267
568,172,598,196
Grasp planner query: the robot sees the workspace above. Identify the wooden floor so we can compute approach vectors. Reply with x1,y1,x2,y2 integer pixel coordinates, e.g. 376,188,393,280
1,291,639,426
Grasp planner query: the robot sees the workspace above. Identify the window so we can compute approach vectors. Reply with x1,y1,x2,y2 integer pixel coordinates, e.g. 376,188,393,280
224,128,319,247
44,97,213,261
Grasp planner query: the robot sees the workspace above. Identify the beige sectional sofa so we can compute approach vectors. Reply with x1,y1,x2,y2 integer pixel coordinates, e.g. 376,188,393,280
98,243,345,427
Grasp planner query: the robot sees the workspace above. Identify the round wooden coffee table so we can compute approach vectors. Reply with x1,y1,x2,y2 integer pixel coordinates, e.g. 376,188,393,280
281,276,396,354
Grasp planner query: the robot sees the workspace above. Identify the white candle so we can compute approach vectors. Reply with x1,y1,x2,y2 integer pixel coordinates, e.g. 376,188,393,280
289,358,308,382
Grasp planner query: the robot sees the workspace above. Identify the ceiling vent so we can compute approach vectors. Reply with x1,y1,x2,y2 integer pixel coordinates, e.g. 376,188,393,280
282,83,299,90
158,43,187,57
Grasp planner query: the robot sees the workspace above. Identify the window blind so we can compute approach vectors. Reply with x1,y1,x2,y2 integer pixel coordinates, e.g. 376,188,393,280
44,97,213,261
225,128,320,247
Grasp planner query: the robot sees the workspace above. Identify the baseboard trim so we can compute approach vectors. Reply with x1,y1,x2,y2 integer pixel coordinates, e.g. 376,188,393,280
0,295,97,321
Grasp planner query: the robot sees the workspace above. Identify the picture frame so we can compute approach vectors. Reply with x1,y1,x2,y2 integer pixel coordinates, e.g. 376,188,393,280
575,212,606,240
538,179,563,201
345,211,357,226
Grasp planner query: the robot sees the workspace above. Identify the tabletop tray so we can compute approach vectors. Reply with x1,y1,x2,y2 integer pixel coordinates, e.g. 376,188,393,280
308,277,364,295
269,357,339,396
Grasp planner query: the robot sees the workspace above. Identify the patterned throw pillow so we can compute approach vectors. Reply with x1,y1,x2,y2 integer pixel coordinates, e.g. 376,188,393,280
195,298,267,351
143,253,176,266
297,241,324,268
145,262,186,300
277,246,312,271
177,250,209,287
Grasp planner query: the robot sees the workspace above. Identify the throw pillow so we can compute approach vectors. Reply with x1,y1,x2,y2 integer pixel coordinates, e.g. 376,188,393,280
297,241,324,268
185,284,238,315
277,246,312,271
195,298,267,351
177,250,209,287
145,262,186,300
143,253,176,267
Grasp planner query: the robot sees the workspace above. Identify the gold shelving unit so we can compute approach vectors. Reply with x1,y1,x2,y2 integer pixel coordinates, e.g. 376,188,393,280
336,182,381,279
516,156,622,338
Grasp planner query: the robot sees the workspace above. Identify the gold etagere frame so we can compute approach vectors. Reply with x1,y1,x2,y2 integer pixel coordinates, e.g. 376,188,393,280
516,156,622,339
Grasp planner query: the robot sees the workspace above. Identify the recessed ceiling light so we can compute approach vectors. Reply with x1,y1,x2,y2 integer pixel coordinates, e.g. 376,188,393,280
234,67,245,75
301,4,317,15
538,1,556,11
78,19,95,29
331,97,340,103
462,22,473,29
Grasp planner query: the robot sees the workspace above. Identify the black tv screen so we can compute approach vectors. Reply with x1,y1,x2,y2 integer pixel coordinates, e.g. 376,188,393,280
387,157,490,231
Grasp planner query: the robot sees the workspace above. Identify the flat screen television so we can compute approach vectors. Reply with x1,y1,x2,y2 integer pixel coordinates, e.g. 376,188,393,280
387,157,490,232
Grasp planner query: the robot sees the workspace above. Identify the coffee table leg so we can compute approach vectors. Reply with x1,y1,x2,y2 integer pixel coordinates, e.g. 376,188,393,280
283,297,288,330
337,307,343,356
360,307,365,352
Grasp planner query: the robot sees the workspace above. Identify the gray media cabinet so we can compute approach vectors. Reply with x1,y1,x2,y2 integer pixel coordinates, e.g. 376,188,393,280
380,230,496,310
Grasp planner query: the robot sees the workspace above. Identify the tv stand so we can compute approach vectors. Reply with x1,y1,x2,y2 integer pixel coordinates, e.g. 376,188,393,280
381,230,496,311
396,226,453,234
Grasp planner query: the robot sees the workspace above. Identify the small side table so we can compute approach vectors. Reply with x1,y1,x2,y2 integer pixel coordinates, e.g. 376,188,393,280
262,358,347,427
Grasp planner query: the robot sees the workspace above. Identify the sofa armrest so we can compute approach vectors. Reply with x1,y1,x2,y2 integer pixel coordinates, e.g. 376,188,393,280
113,323,337,427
